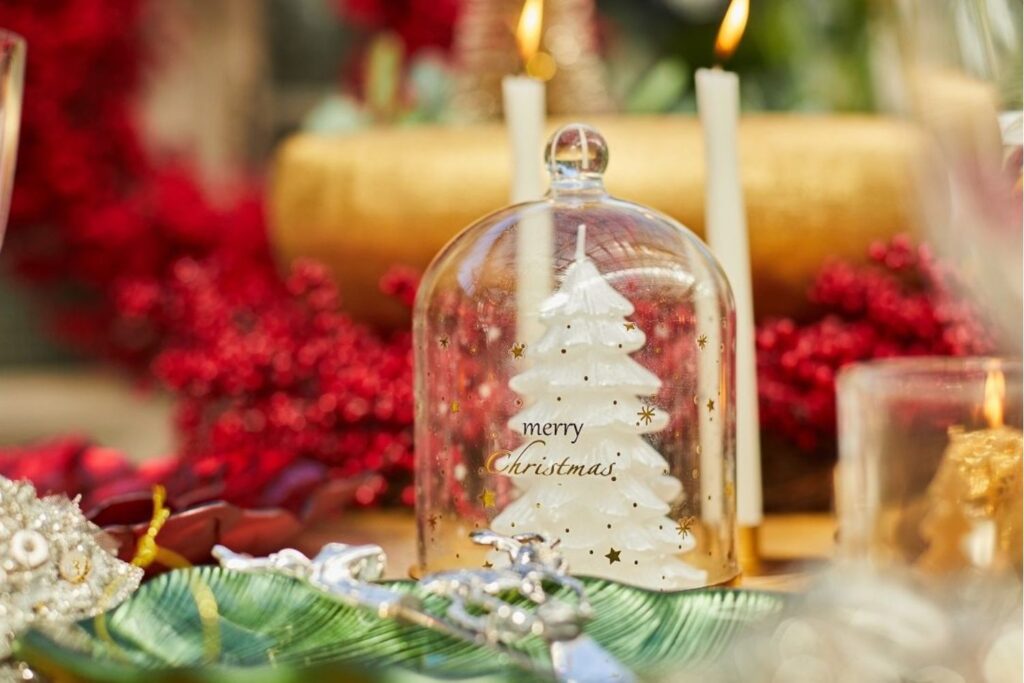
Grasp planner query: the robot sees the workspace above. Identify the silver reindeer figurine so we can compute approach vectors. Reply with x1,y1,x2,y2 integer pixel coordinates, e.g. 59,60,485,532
424,531,634,682
213,530,634,682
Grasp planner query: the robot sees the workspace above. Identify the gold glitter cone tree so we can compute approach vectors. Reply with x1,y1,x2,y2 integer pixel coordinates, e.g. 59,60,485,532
450,0,615,121
490,227,705,589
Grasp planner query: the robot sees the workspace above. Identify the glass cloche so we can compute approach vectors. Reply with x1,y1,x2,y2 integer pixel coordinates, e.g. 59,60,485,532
414,124,737,590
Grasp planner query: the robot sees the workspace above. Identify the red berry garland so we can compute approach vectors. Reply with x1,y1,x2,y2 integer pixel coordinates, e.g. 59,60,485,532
0,0,418,508
0,0,260,366
756,235,994,453
148,257,417,507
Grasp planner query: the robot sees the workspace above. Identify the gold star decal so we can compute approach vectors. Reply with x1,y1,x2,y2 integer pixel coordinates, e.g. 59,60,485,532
510,342,526,359
450,400,460,414
637,404,656,425
706,399,715,413
623,322,637,331
439,335,450,348
427,514,440,531
697,334,708,350
604,548,621,564
676,516,695,537
479,489,496,508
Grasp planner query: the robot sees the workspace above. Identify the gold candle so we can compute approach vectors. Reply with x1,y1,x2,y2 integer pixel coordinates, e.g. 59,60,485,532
919,370,1023,575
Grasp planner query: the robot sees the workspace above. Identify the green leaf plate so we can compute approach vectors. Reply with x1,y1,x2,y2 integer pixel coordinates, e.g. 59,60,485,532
16,567,785,682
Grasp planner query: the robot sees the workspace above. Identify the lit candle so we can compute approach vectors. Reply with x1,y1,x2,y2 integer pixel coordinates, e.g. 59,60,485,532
695,0,763,533
503,0,553,346
919,368,1023,574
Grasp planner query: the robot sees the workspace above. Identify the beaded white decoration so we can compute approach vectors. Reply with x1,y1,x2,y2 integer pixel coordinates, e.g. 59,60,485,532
0,476,143,663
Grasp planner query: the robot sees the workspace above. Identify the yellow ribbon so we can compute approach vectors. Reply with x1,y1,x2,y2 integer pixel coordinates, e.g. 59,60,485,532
130,484,191,570
95,485,221,663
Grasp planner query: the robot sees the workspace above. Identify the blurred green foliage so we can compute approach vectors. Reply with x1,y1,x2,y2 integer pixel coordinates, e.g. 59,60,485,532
601,0,876,113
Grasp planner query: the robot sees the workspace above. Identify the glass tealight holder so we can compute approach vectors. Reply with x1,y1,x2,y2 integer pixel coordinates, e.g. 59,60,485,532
836,357,1023,578
413,124,738,590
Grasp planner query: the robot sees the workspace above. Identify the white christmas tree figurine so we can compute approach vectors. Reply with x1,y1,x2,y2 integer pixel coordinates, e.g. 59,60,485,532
491,225,706,589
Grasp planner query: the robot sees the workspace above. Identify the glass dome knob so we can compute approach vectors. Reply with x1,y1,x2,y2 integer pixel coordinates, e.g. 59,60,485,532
545,124,609,189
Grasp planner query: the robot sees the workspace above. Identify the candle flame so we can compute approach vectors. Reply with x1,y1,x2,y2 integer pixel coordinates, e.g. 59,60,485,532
714,0,749,63
983,369,1005,428
516,0,544,66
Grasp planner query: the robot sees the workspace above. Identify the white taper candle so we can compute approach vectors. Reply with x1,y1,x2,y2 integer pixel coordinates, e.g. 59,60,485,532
696,66,762,528
503,74,552,346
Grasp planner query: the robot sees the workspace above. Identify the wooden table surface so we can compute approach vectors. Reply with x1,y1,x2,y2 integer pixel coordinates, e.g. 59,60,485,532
305,511,837,592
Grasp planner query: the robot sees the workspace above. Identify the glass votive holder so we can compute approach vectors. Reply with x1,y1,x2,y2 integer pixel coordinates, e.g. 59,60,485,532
836,357,1022,578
